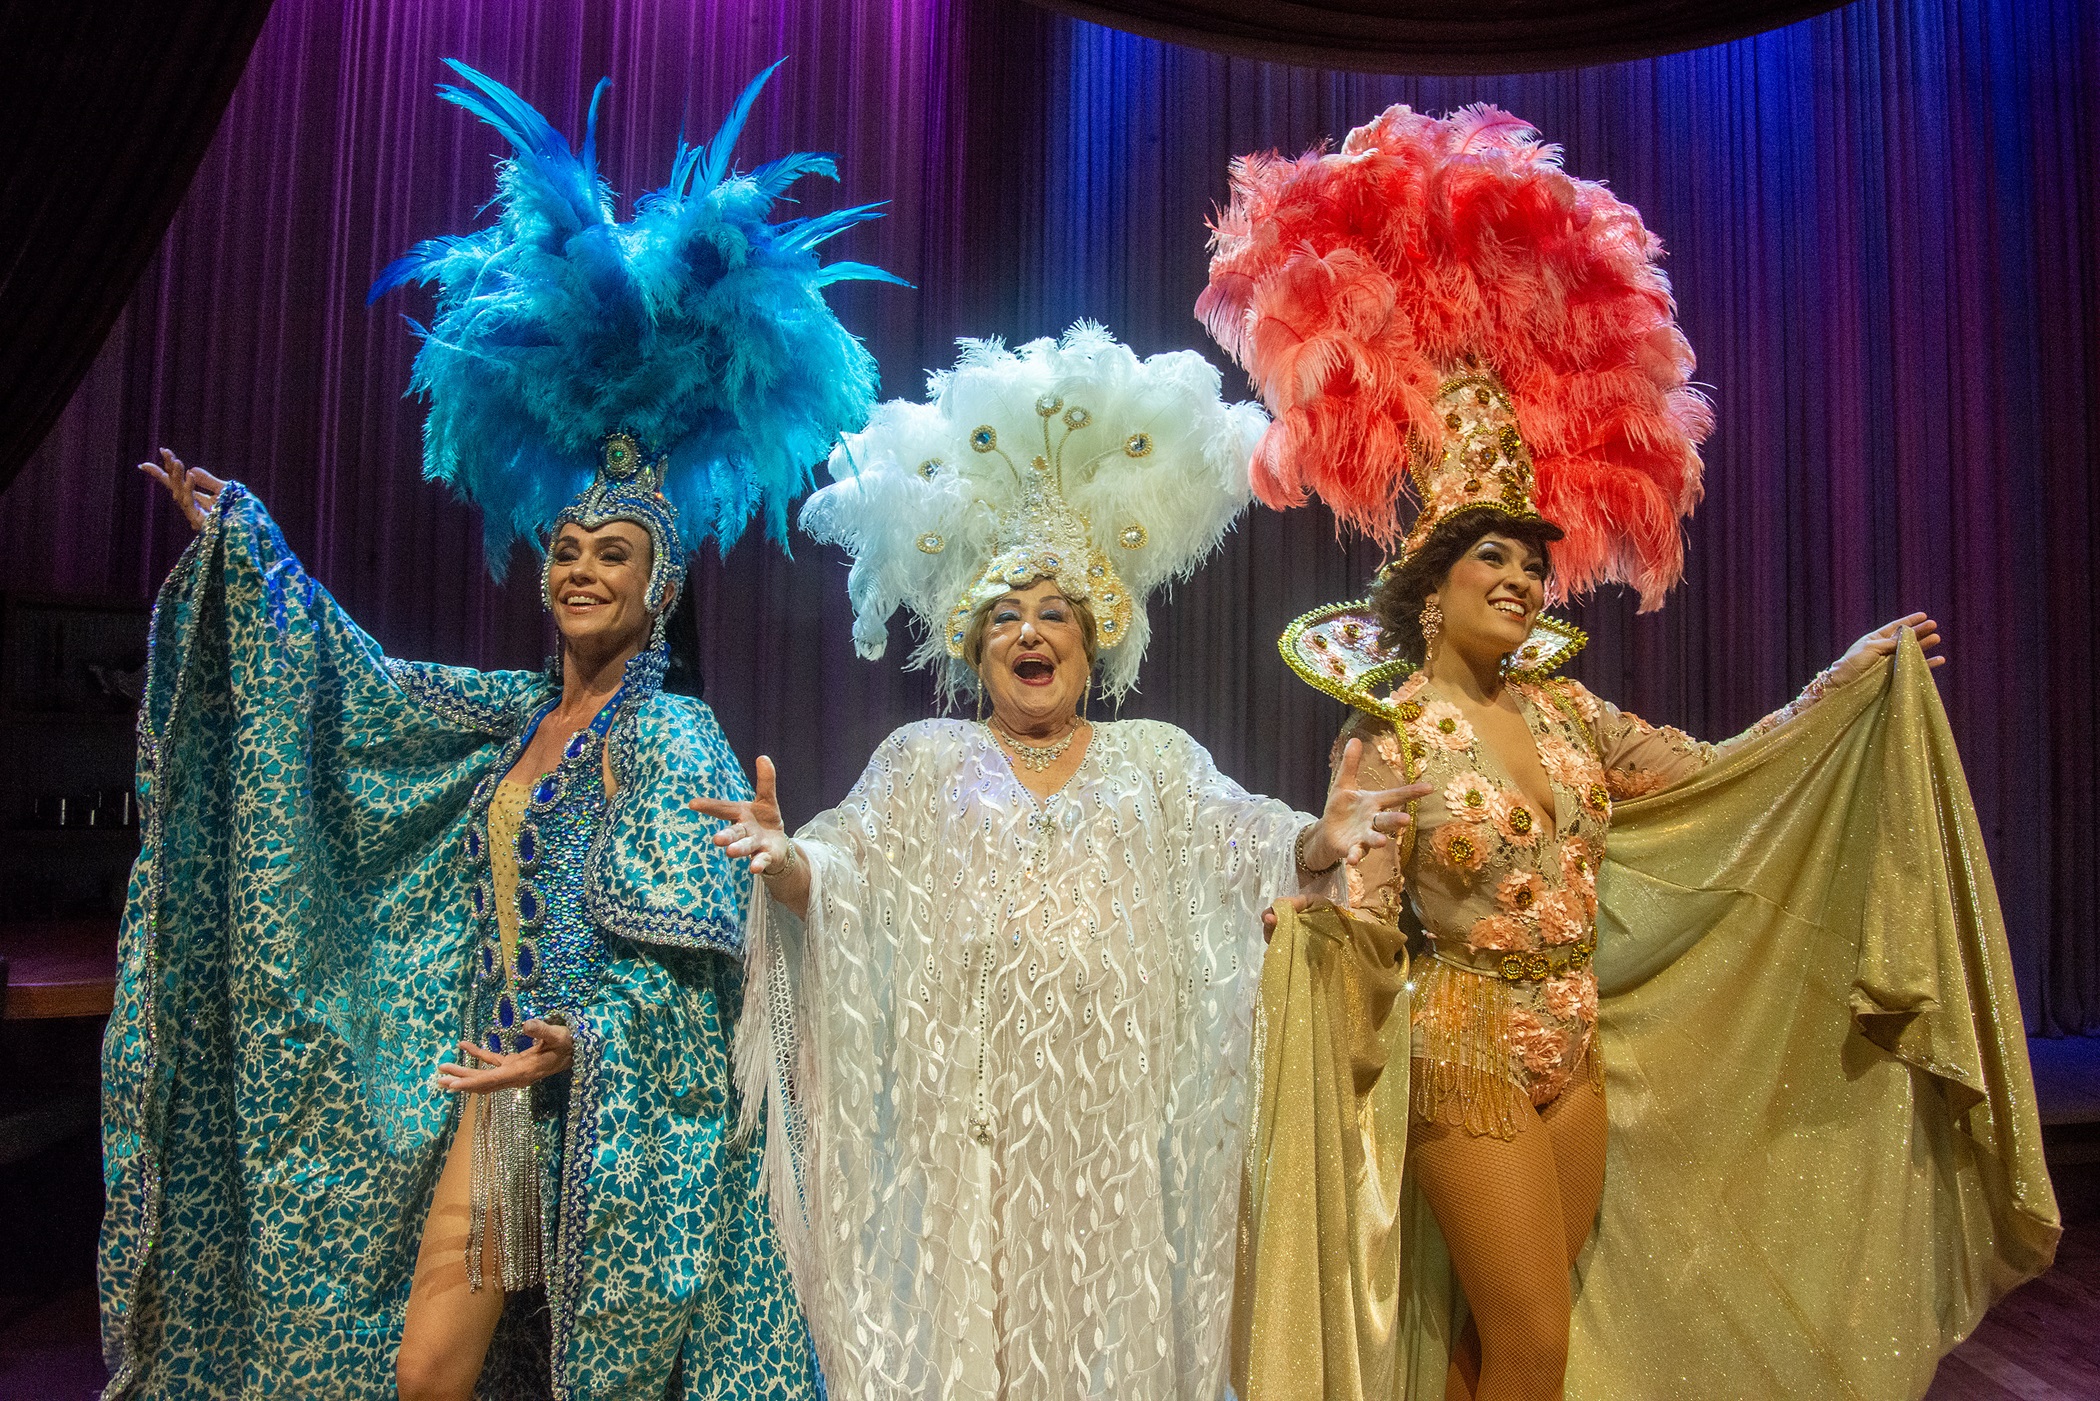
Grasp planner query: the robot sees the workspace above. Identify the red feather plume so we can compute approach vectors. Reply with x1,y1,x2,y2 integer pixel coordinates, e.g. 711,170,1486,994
1199,105,1710,609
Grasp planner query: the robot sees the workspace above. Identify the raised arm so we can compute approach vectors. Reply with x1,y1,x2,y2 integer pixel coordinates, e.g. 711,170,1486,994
1726,614,1946,751
138,448,225,530
1578,614,1949,799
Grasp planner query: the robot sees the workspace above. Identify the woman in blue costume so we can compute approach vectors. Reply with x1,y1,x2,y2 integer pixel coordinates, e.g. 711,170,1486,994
97,62,901,1400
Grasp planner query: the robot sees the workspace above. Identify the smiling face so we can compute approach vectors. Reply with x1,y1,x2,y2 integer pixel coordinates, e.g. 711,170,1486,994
546,520,658,659
972,578,1095,733
1429,531,1547,661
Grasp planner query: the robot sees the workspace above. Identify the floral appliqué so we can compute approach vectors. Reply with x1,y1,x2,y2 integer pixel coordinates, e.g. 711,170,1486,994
1496,870,1547,920
1415,701,1475,752
1489,790,1542,847
1431,822,1490,877
1442,772,1496,823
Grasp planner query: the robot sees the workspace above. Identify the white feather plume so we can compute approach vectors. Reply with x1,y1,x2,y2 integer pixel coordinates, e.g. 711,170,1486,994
801,322,1266,699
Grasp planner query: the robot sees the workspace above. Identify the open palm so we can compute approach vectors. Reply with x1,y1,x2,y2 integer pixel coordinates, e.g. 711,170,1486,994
689,754,791,873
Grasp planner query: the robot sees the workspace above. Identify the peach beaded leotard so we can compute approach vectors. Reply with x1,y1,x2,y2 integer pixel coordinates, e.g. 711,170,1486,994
1339,671,1715,1138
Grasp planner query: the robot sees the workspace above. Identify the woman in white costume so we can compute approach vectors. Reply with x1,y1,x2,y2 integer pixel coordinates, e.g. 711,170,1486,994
694,326,1426,1400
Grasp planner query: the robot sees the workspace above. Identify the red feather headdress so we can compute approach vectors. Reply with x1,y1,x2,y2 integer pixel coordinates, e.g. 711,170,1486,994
1198,104,1709,608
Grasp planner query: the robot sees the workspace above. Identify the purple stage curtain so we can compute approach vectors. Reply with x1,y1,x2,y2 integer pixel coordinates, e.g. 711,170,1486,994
11,0,2098,1033
1020,0,1850,74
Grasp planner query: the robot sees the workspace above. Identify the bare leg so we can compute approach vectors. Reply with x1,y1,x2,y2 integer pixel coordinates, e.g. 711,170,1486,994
396,1096,506,1401
1409,1086,1574,1401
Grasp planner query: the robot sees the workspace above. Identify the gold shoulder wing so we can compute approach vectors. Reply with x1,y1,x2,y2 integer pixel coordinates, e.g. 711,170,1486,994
1278,601,1413,723
1278,600,1589,718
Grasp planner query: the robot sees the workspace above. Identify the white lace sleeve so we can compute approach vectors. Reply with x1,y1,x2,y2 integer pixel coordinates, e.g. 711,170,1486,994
1146,724,1315,1380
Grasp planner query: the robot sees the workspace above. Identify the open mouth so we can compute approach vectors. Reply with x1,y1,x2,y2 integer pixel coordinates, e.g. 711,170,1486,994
562,593,608,612
1012,655,1055,684
1489,599,1528,620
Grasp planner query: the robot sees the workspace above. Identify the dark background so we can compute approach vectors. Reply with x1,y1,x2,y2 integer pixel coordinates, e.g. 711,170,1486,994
6,0,2096,1035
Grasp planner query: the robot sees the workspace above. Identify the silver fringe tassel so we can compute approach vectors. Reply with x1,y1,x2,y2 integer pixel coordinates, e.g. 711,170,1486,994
465,1086,544,1292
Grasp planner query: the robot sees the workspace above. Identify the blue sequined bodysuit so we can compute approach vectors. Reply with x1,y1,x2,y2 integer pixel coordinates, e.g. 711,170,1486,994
466,694,619,1054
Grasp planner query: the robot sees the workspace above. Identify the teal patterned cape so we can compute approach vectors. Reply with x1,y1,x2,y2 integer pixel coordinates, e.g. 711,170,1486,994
98,485,820,1399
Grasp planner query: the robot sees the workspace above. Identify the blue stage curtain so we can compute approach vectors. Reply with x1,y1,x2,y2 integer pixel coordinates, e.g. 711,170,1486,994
11,0,2097,1032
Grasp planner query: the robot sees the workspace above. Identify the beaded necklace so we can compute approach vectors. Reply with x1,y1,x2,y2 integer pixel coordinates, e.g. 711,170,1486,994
988,718,1081,774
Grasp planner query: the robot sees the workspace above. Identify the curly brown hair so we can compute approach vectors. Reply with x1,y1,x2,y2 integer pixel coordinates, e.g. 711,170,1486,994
1371,508,1561,665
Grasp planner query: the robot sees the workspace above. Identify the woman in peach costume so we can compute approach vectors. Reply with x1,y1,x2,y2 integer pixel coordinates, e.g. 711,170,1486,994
1206,106,2056,1401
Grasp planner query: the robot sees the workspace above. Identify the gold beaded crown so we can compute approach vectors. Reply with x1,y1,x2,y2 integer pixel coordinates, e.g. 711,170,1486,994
800,323,1267,701
1402,370,1558,562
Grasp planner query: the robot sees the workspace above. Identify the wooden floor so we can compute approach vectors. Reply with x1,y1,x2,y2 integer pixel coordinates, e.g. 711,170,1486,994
4,1225,2094,1398
1924,1219,2100,1401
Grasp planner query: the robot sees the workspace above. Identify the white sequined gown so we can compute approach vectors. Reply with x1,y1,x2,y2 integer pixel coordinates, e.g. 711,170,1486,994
741,718,1317,1401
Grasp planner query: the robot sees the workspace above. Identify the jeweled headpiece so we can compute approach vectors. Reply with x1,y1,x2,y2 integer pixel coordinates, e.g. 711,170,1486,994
548,432,686,621
370,59,902,626
1199,105,1709,705
800,322,1267,700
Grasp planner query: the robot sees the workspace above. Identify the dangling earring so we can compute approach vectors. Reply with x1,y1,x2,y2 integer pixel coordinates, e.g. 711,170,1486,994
1419,599,1443,656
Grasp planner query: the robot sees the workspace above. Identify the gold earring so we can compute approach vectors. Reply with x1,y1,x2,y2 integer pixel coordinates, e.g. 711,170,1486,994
1419,599,1443,654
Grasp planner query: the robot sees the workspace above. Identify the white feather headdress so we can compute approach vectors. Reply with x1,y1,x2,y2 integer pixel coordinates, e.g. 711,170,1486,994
801,322,1267,699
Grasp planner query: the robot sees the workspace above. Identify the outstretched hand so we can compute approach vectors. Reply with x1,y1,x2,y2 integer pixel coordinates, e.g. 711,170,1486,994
1831,612,1945,689
688,754,791,875
137,448,225,531
434,1018,574,1093
1299,737,1434,875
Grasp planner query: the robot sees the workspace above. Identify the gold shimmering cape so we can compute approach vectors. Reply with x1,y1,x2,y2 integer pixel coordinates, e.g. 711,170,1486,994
1234,637,2060,1400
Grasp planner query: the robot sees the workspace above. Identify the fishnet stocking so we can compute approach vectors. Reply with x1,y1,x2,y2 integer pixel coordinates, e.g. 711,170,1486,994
1407,1055,1608,1401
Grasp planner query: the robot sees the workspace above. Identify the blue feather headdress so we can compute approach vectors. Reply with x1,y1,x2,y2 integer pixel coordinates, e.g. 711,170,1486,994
371,59,904,596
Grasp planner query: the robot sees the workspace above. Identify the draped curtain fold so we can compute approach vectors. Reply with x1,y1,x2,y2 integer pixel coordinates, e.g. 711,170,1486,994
0,0,275,490
1018,0,1852,74
8,0,2097,1033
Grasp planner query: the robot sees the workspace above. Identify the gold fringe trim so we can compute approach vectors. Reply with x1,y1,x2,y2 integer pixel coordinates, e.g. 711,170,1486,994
1409,961,1526,1140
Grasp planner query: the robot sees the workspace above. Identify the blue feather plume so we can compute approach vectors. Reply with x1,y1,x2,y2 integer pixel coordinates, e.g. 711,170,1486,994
370,60,905,575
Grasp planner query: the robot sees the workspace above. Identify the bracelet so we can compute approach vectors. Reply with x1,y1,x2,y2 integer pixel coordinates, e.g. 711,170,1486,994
1296,825,1340,875
762,838,801,882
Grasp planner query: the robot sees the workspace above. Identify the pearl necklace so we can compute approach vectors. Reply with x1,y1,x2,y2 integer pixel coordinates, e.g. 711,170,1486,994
990,719,1081,774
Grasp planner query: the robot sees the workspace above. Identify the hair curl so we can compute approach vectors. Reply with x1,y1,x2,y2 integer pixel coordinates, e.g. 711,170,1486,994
1371,508,1560,665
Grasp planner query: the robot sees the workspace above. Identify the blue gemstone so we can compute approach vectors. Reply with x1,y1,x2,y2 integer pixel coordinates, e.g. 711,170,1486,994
533,776,558,805
565,732,588,760
472,885,486,916
480,944,495,976
497,994,516,1029
517,827,536,864
486,1030,504,1054
516,942,536,979
466,828,483,860
518,886,540,924
515,1033,535,1051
